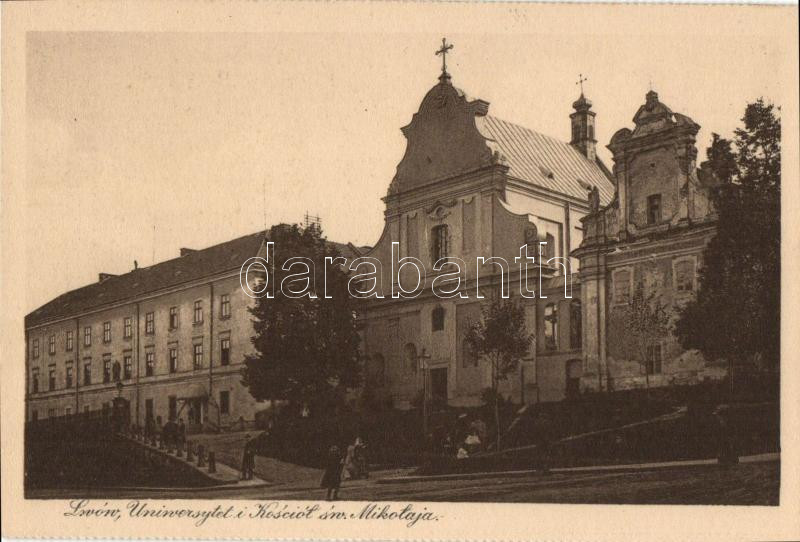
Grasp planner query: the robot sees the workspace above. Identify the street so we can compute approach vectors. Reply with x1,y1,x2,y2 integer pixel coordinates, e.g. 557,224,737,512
29,460,779,505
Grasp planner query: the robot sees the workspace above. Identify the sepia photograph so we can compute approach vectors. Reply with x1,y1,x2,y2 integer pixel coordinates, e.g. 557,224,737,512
2,2,799,541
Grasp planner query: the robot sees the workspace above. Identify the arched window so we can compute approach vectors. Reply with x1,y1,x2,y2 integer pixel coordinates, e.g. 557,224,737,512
432,306,445,332
570,300,582,350
462,339,478,368
431,224,449,263
403,343,417,374
544,303,558,351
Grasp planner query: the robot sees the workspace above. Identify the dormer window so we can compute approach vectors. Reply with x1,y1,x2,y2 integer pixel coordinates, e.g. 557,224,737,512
431,224,449,263
647,194,662,225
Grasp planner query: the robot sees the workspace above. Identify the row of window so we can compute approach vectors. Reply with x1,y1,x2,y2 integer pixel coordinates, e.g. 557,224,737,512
429,299,582,357
612,259,695,305
30,295,232,358
30,337,232,393
142,390,231,424
428,224,557,263
30,395,233,423
369,300,583,384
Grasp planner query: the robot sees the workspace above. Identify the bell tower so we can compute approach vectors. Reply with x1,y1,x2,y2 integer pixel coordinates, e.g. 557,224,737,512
570,74,597,161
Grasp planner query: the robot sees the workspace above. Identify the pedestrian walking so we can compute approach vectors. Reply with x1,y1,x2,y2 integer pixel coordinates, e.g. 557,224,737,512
320,445,344,501
353,437,368,479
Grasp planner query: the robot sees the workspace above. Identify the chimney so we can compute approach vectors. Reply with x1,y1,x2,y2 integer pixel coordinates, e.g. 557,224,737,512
570,93,597,161
180,248,196,257
98,273,116,283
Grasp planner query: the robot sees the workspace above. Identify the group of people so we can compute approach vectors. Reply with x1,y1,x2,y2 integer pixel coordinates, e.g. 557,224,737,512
320,437,369,500
141,414,186,448
438,415,488,459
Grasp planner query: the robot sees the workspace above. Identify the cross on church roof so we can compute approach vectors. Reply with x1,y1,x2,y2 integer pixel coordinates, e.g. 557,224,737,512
576,73,588,95
435,38,454,80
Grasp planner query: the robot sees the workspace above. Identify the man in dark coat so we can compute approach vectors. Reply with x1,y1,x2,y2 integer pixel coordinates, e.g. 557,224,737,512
320,445,343,500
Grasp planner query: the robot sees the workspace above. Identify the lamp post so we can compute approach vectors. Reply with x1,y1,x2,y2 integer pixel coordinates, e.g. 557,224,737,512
417,348,431,437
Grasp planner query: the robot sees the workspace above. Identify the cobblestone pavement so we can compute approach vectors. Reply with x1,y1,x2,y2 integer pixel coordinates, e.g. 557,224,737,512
29,460,779,505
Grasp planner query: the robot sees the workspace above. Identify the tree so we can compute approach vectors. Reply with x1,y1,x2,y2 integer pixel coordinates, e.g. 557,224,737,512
675,100,780,384
242,224,362,415
465,299,533,451
610,282,670,393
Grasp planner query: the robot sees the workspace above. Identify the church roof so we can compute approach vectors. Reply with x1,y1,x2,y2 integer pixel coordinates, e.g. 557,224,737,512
26,230,359,328
476,115,615,204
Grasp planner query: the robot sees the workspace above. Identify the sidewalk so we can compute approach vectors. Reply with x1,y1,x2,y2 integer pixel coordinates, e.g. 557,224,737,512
375,452,780,485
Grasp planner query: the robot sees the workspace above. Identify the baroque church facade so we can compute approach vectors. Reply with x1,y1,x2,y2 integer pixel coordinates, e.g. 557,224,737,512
356,66,725,408
25,55,725,427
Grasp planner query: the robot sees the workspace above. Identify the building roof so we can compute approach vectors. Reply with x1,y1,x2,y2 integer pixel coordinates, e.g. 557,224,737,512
476,115,615,204
26,230,359,329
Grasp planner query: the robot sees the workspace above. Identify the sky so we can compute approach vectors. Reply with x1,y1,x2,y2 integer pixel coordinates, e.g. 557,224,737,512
25,25,787,312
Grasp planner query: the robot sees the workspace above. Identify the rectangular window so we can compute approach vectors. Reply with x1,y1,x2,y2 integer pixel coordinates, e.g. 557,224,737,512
219,390,230,415
570,301,582,350
123,355,133,379
123,317,132,339
145,398,154,420
647,194,662,225
66,362,73,388
103,358,111,383
66,331,74,351
83,360,92,385
169,347,178,373
646,343,663,375
168,396,177,421
169,307,179,330
220,338,231,366
49,335,56,355
31,368,39,393
48,408,57,419
145,312,154,334
193,301,203,324
103,321,111,343
84,405,90,413
543,233,556,261
65,407,72,416
675,260,695,293
614,270,631,305
544,303,558,351
220,294,231,318
48,365,56,391
431,225,449,262
145,352,155,377
32,338,40,358
193,343,203,369
84,326,92,346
